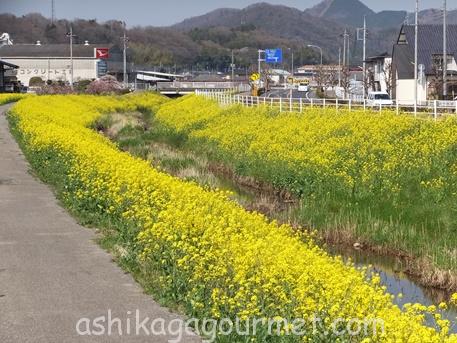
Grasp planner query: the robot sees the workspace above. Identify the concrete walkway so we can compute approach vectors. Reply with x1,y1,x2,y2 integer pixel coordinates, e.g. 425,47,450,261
0,105,200,343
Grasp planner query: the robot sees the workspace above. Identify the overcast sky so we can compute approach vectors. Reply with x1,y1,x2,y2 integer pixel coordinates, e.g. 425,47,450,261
1,0,451,27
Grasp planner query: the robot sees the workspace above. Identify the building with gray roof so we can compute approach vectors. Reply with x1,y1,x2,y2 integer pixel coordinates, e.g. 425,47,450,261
392,24,457,103
0,41,124,87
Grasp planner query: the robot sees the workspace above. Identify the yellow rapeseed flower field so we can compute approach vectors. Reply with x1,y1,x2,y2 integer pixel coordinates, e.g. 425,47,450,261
0,93,29,105
155,95,457,271
8,93,457,342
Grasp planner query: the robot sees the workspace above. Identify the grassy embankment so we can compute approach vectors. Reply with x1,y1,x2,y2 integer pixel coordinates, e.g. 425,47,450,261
102,94,457,290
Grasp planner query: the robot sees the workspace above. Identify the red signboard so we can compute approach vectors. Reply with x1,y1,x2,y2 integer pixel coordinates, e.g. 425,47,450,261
95,48,109,59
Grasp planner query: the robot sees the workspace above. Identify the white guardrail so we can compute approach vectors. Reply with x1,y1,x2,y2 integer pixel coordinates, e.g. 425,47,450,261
157,81,251,91
196,90,457,119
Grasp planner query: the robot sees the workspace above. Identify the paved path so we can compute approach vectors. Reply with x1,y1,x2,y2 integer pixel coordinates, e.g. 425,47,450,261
0,104,201,343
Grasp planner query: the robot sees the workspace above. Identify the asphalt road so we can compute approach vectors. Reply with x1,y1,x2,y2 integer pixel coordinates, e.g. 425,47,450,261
0,104,201,343
264,87,317,101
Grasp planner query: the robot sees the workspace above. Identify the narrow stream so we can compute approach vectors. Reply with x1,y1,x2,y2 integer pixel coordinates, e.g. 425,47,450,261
329,246,457,332
108,115,457,334
216,171,457,333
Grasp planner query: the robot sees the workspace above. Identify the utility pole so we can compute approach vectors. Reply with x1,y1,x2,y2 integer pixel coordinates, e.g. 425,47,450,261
66,26,76,88
347,33,350,67
258,49,264,82
358,17,368,97
443,0,447,99
414,0,419,115
51,0,55,25
363,16,367,98
231,50,235,81
122,22,129,87
342,29,349,67
338,47,341,87
291,51,294,77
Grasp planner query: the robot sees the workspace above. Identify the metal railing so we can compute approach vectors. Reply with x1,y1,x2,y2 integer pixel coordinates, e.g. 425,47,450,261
196,90,457,119
157,81,249,90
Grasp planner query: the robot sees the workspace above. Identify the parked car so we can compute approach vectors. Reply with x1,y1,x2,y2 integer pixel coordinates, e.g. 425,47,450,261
367,91,393,106
297,83,309,92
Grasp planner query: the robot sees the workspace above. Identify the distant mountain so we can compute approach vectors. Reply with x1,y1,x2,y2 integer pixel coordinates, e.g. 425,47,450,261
173,3,347,59
172,2,400,63
306,0,373,26
174,3,345,41
406,8,457,25
306,0,406,29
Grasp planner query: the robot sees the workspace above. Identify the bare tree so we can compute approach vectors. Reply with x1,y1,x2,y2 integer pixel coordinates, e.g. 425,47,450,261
341,66,351,99
428,58,443,100
325,65,339,88
382,59,394,96
315,64,325,88
363,67,375,95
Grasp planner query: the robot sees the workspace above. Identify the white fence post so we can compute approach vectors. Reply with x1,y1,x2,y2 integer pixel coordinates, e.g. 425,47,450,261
270,98,273,108
396,101,399,115
349,99,352,111
336,98,339,111
323,99,326,109
279,98,283,112
311,98,313,108
289,97,292,112
434,100,437,121
300,98,303,113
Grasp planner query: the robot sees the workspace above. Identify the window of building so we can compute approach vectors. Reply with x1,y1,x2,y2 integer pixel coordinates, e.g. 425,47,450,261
432,54,454,71
398,31,407,44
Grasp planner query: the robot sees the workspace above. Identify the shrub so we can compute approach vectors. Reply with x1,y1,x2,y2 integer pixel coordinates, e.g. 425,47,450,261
86,75,125,95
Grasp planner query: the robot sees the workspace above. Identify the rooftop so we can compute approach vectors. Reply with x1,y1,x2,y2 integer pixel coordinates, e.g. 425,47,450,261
0,44,113,58
393,24,457,77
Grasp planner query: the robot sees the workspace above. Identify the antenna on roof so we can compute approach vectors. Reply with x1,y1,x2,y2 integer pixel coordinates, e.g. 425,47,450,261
51,0,55,25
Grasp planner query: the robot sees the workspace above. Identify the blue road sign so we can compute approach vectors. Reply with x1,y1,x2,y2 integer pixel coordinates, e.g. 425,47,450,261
265,49,283,64
97,60,108,77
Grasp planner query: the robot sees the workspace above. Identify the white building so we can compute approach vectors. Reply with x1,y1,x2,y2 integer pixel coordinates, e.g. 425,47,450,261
392,24,457,104
365,53,393,95
0,42,123,86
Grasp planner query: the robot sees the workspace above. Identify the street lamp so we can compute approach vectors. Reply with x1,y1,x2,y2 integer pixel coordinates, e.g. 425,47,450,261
307,44,323,66
66,26,76,88
287,48,294,77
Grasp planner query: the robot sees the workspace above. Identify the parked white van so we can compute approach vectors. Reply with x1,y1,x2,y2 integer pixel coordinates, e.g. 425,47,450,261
367,91,393,106
297,83,309,92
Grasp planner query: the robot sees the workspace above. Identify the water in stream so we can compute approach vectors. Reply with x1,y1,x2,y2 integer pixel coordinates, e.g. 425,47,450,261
216,172,457,333
329,246,457,333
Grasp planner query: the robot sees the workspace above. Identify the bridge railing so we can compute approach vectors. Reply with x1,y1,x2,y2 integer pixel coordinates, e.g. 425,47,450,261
157,81,249,90
196,90,457,119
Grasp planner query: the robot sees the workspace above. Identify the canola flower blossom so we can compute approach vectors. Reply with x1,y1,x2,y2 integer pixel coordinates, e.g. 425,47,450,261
0,93,28,105
154,95,457,271
8,93,457,342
